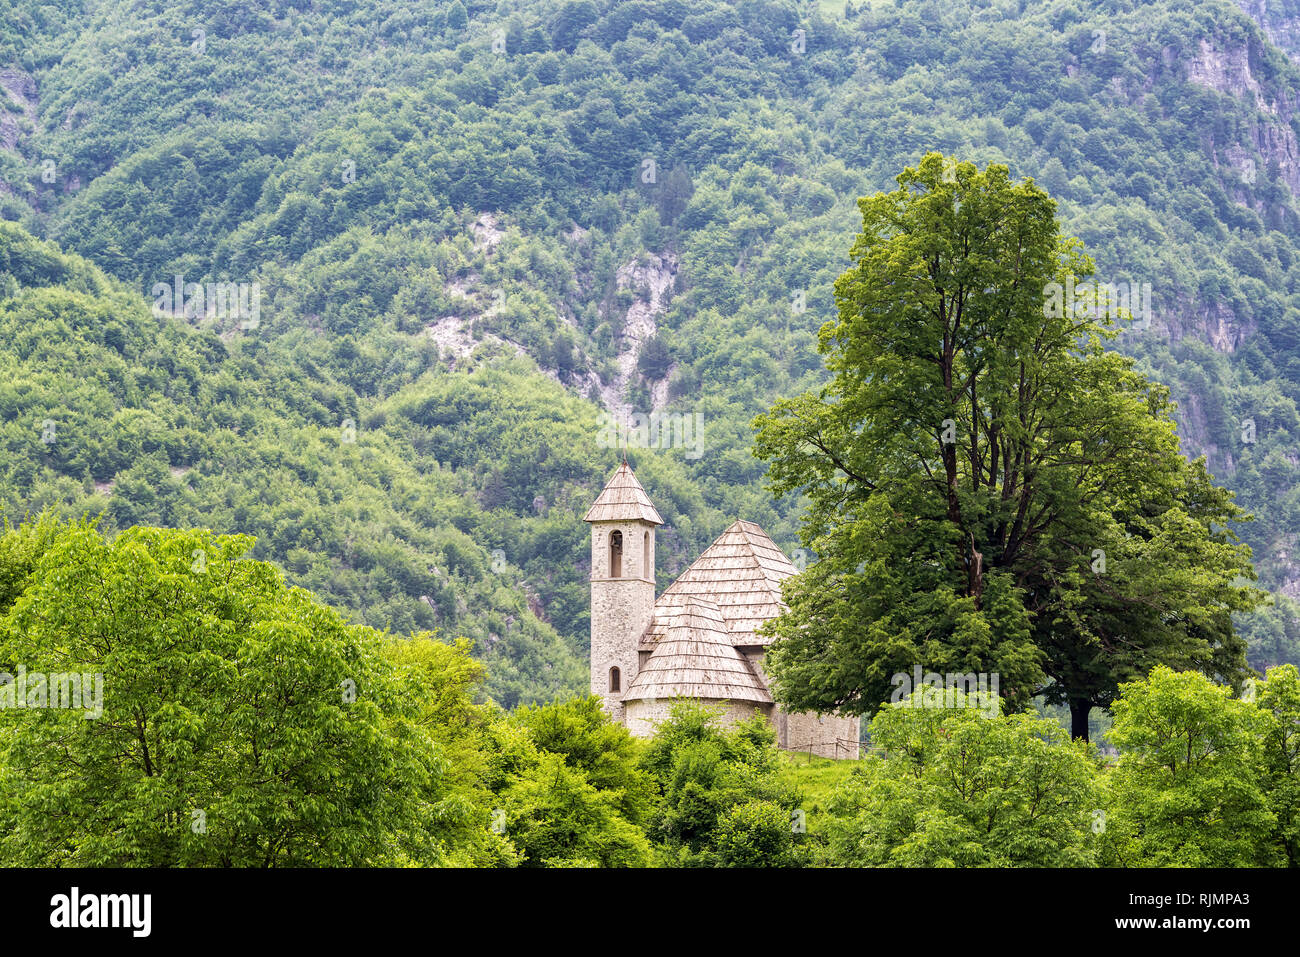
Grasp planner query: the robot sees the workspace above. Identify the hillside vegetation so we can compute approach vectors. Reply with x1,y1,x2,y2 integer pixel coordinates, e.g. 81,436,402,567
3,0,1300,702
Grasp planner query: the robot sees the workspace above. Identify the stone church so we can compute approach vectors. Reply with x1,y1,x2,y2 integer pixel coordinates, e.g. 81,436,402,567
585,461,859,759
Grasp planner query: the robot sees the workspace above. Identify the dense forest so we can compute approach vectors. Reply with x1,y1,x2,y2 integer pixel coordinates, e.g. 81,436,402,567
3,1,1300,738
1,517,1295,866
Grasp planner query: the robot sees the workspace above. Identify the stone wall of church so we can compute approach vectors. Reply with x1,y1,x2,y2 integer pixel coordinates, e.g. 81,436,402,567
623,696,858,759
778,709,860,760
624,697,773,739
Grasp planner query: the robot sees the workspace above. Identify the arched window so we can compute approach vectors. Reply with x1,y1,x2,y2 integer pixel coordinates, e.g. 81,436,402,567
609,530,623,578
643,531,650,579
609,667,621,693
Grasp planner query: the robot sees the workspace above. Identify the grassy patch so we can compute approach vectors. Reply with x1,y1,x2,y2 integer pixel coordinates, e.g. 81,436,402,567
777,750,860,838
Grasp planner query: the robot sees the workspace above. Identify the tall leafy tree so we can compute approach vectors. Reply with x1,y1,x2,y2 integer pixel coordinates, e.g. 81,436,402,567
754,154,1262,736
445,1,469,33
481,707,654,868
0,520,459,866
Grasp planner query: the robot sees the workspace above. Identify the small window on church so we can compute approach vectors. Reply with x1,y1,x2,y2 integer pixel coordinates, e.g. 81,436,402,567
643,531,650,579
609,667,620,693
610,530,623,578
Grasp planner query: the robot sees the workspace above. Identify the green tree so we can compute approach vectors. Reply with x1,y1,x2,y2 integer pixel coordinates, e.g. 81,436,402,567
0,519,456,866
550,0,600,52
711,799,798,867
512,695,657,827
446,1,468,33
754,154,1262,738
1257,664,1300,867
1099,666,1276,867
637,334,671,380
0,510,65,614
823,692,1098,866
642,702,803,866
382,632,519,866
485,719,653,868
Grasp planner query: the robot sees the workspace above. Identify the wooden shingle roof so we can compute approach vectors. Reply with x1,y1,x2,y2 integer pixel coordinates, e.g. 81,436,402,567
639,519,797,649
582,462,664,525
624,598,773,704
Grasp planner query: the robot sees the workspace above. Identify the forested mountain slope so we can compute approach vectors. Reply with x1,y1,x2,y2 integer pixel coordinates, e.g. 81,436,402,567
3,0,1300,699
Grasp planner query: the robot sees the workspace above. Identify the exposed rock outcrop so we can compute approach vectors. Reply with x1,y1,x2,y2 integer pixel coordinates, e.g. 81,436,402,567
1235,0,1300,63
1183,35,1300,197
0,67,35,152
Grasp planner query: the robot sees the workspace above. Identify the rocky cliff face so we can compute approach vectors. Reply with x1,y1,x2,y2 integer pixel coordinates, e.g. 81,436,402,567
0,67,36,197
0,68,35,149
1236,0,1300,62
1158,295,1258,357
1180,31,1300,201
1146,12,1300,599
566,250,679,420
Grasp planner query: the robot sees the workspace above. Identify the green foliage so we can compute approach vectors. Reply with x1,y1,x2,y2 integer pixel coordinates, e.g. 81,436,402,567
710,799,798,867
1257,664,1300,866
755,154,1263,732
1098,666,1278,867
823,693,1099,867
487,696,656,867
3,0,1300,869
0,519,651,868
512,695,657,826
490,750,653,867
0,516,1292,870
0,221,589,708
3,0,1300,706
0,518,467,866
0,510,67,612
380,632,519,866
642,701,804,866
636,334,671,380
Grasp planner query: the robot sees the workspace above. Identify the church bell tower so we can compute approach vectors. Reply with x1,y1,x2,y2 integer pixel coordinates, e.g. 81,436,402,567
584,461,662,722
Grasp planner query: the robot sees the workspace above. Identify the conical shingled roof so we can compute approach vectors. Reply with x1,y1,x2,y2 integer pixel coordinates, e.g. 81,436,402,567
583,462,664,525
639,519,797,648
624,598,772,704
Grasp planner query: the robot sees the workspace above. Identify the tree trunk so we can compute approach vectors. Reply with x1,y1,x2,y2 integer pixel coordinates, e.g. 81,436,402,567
1068,698,1091,742
968,533,984,608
